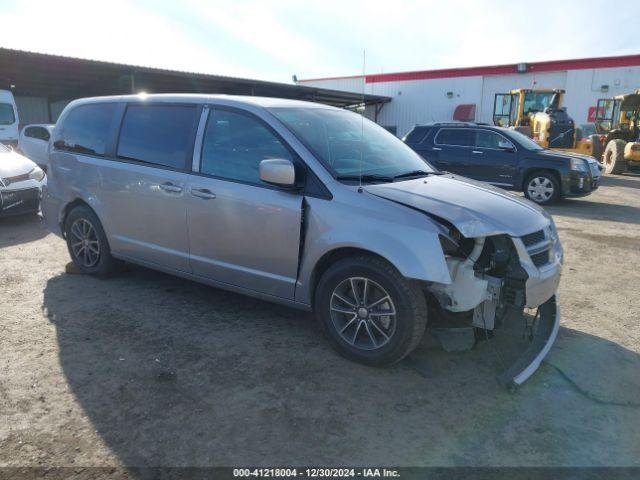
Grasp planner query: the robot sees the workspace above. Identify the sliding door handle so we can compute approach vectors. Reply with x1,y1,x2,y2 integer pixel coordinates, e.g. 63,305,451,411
191,188,216,200
159,182,183,193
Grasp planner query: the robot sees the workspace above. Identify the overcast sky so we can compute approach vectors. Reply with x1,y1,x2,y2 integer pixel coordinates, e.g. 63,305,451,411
0,0,637,84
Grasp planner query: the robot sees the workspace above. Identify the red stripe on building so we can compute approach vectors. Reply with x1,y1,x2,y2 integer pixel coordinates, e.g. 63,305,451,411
300,54,640,84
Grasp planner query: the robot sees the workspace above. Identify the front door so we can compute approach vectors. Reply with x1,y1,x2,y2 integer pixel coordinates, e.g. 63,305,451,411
469,129,518,186
186,107,303,299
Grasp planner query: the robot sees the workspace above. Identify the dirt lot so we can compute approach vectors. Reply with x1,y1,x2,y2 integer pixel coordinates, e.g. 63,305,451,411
1,174,639,469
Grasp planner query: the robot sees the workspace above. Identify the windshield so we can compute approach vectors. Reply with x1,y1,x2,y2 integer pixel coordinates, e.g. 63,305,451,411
523,92,554,114
0,103,16,125
504,129,544,151
269,107,434,180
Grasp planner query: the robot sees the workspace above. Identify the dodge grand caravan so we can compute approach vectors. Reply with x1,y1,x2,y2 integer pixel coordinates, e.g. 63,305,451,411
43,94,562,385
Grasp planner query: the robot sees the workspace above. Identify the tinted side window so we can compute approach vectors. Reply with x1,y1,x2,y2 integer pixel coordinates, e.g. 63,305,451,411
201,109,293,185
435,128,472,146
26,126,50,141
117,104,199,169
404,126,431,144
54,104,116,156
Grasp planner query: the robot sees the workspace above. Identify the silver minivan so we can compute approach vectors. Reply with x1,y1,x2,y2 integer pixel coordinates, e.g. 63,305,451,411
43,94,562,385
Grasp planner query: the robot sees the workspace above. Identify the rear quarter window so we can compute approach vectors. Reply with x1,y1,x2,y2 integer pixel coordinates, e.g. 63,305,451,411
403,126,431,144
53,103,117,156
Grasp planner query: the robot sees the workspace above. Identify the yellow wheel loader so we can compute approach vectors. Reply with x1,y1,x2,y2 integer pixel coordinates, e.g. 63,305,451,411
595,90,640,174
493,89,599,158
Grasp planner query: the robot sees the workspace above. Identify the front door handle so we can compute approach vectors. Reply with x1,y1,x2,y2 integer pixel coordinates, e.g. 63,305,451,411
191,188,216,200
432,147,442,151
471,150,483,154
159,182,183,193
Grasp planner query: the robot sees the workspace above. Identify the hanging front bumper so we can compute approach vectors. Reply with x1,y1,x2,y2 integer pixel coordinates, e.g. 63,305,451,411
498,295,560,387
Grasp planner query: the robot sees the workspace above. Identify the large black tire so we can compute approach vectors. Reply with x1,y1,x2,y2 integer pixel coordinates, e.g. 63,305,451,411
602,140,627,175
315,255,427,366
64,205,120,276
524,171,560,205
588,134,604,162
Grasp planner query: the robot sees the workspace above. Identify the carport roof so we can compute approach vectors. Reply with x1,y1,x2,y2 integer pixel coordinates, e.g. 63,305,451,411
0,48,391,108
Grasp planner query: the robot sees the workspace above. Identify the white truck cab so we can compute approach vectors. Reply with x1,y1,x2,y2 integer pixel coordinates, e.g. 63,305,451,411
0,90,20,149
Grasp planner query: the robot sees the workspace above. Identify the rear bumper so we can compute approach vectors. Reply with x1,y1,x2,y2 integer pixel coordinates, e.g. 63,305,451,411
498,295,560,386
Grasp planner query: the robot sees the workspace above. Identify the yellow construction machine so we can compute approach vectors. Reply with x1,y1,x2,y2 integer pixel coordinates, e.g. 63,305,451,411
493,89,599,158
595,89,640,174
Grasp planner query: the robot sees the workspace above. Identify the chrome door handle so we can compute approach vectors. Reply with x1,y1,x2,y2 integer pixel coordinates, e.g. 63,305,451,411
471,150,483,154
432,147,442,151
159,182,183,193
191,188,216,200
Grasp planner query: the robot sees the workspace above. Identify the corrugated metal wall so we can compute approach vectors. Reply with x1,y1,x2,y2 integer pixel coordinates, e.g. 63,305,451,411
50,99,72,122
13,97,73,126
301,65,640,137
14,96,50,125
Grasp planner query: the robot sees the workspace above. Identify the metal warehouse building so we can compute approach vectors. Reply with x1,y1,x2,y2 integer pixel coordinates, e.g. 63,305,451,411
0,48,389,126
299,54,640,137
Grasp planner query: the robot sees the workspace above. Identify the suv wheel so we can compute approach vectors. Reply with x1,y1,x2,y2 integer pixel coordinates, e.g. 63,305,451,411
524,172,559,205
315,255,427,366
64,205,120,276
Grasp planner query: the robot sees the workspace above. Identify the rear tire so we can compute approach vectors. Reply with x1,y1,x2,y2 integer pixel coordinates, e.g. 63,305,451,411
64,205,120,276
315,255,427,366
524,171,560,205
603,140,627,175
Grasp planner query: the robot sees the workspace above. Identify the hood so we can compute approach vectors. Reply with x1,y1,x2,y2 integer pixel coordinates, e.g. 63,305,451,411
536,149,598,164
365,174,549,238
0,150,36,179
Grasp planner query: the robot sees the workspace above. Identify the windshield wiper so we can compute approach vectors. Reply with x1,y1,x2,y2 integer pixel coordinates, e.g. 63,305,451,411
392,170,443,180
336,174,394,183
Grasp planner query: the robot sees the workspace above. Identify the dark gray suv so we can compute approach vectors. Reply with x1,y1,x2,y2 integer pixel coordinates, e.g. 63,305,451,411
403,122,601,204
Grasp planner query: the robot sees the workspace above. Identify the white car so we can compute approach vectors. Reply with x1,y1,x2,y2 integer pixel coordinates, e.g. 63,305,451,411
0,143,46,217
18,124,54,169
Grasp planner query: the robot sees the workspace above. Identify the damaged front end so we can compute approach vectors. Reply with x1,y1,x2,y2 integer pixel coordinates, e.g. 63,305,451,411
427,223,562,387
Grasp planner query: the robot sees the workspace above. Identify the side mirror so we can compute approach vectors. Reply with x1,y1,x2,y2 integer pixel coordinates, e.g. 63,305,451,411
259,158,296,188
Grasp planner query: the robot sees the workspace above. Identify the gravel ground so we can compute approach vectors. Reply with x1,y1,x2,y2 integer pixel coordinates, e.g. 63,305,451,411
1,174,639,469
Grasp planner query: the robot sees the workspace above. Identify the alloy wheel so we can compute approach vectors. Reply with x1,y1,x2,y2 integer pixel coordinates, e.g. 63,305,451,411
329,277,397,350
70,218,101,268
527,176,555,203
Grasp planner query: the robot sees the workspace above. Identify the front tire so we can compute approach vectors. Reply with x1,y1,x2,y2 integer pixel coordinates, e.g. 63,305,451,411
602,140,627,175
315,255,427,366
524,171,560,205
64,205,119,276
